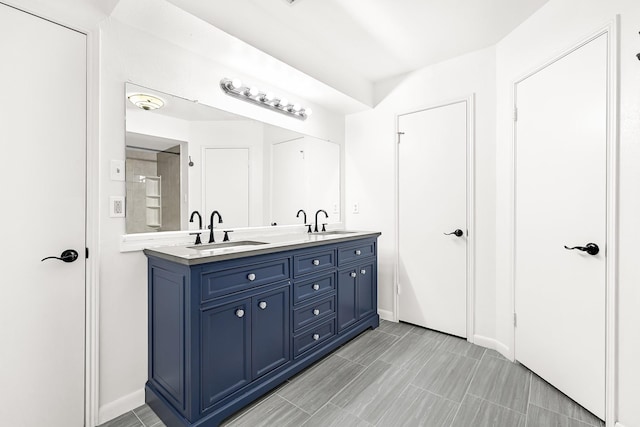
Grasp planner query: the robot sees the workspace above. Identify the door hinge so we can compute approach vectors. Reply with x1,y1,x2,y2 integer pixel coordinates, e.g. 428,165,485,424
397,131,405,143
513,313,517,327
513,107,518,122
86,247,89,259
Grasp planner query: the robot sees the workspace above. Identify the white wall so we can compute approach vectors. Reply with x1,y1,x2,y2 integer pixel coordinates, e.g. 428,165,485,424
494,1,640,425
345,46,497,342
98,17,345,423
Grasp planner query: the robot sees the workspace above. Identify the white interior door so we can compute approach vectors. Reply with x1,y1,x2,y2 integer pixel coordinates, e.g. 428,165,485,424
515,33,607,419
398,101,468,337
0,4,86,426
271,138,307,225
203,147,249,228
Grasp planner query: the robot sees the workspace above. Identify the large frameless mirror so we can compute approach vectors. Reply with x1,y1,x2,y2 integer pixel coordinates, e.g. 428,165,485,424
124,83,341,235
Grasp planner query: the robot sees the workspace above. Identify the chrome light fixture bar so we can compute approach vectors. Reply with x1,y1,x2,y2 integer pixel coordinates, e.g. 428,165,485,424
220,78,312,121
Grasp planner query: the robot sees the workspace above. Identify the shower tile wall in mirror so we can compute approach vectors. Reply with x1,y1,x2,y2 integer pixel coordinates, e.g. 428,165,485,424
125,83,341,235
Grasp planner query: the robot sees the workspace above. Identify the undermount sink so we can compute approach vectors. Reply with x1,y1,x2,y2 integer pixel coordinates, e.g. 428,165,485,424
187,241,268,250
315,230,356,235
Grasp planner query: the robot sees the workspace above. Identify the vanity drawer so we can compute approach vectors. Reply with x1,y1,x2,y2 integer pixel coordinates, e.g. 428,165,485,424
293,318,335,359
338,240,376,266
293,295,335,332
293,249,335,277
200,258,290,302
293,273,335,305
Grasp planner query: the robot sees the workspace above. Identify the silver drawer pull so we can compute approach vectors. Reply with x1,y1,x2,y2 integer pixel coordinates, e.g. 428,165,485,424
313,309,320,316
312,333,320,341
247,273,256,281
350,272,357,278
360,269,366,275
355,250,361,255
312,283,320,291
258,301,267,310
235,309,245,318
312,259,320,266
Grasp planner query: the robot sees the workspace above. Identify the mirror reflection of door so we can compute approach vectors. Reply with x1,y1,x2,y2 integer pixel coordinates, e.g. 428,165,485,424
203,147,250,229
270,136,340,226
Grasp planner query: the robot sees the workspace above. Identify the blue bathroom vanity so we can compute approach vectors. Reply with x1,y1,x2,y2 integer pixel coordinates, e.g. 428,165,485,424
143,231,380,427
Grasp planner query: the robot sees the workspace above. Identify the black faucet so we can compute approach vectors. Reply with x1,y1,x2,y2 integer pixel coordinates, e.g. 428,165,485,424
314,209,328,233
297,209,313,233
208,210,224,243
296,209,306,224
189,211,203,245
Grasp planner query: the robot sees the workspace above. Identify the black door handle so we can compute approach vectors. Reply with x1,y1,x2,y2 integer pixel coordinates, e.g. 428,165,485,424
444,229,464,237
41,249,79,263
564,243,599,256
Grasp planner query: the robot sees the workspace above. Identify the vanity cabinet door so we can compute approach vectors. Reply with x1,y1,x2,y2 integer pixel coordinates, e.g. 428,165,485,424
357,262,376,320
337,269,358,331
201,297,252,411
252,284,291,378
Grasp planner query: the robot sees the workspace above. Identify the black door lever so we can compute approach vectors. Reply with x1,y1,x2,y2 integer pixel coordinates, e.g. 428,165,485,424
444,229,464,237
41,249,79,263
564,243,599,256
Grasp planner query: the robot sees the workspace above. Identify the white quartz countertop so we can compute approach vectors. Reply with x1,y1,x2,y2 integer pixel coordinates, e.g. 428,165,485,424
143,230,381,266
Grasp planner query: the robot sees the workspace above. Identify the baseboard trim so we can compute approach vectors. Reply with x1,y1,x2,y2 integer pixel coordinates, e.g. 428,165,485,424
615,422,626,427
377,309,394,321
472,334,498,350
494,340,513,361
98,388,145,424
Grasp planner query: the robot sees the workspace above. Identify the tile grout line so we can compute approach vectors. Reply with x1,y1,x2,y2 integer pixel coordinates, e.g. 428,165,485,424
132,409,145,426
442,352,483,427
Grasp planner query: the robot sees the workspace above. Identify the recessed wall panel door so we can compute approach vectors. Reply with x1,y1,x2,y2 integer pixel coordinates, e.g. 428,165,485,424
514,34,607,419
0,4,86,425
203,147,249,228
398,101,468,337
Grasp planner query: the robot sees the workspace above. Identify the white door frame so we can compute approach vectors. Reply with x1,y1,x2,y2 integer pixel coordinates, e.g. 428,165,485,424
394,94,476,341
510,20,618,425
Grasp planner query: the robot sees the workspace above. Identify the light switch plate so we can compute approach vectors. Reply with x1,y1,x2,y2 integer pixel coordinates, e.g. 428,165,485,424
110,160,125,181
110,196,125,218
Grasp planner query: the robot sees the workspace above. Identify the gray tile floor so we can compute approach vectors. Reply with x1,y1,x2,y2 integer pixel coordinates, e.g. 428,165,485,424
100,320,604,427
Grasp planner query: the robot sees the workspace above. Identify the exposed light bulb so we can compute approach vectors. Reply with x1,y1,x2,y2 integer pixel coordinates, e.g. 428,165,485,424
304,108,313,117
264,92,275,102
248,87,259,97
231,78,242,89
279,98,289,108
292,103,302,112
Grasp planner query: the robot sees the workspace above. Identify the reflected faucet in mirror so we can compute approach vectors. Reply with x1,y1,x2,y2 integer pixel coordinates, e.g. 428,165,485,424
314,209,329,233
189,211,203,245
208,210,224,243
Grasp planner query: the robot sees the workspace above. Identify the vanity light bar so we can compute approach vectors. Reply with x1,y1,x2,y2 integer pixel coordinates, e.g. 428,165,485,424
220,78,312,121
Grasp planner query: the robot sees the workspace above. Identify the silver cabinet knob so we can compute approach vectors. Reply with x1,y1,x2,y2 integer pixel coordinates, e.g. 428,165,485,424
258,301,267,310
313,309,320,316
350,272,357,278
312,259,320,266
312,333,320,341
235,309,245,318
247,273,256,281
312,283,320,291
360,269,366,275
355,250,361,255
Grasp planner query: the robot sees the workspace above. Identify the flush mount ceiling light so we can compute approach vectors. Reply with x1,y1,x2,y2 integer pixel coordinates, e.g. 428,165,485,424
128,93,165,110
220,78,312,121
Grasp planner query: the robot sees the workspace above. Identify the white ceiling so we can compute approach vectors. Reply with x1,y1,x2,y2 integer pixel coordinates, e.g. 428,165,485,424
165,0,549,103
